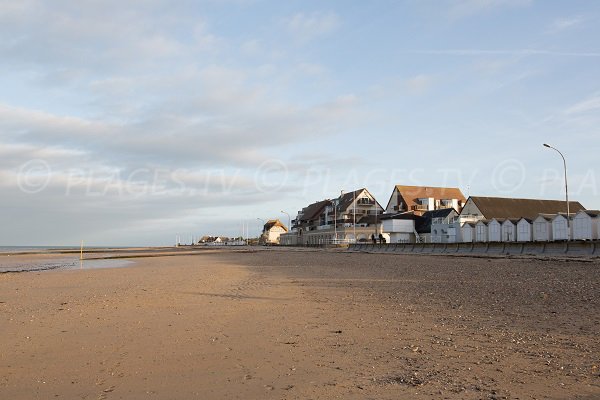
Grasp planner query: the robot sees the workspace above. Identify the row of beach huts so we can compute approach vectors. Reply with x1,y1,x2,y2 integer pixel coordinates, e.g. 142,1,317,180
458,210,600,243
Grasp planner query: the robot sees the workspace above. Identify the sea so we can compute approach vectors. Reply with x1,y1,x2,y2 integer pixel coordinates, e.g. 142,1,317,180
0,246,79,253
0,246,134,272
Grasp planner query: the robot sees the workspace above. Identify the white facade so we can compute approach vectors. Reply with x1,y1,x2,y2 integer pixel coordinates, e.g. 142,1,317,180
551,214,570,241
501,219,517,242
488,219,502,242
516,218,532,242
475,221,488,242
266,225,287,244
572,211,600,240
382,219,415,243
533,215,553,242
461,223,474,242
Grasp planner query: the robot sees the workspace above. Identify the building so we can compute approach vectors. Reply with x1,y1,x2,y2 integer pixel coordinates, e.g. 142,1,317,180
551,214,570,241
259,219,288,245
487,219,502,242
428,208,460,243
533,215,553,242
380,207,458,243
384,185,466,215
573,210,600,240
501,218,519,242
280,188,384,245
516,218,533,242
475,220,489,242
461,222,475,243
381,213,418,244
439,196,587,243
459,197,585,222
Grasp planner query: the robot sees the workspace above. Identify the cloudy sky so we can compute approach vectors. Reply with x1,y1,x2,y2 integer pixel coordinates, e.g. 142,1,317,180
1,0,599,246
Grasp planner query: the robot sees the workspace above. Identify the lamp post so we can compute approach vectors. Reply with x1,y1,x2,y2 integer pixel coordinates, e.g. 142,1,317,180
543,143,570,240
280,210,291,231
256,218,265,244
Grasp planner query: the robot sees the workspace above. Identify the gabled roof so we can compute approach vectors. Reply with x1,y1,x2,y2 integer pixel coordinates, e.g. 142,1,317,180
263,219,288,232
337,188,383,213
534,214,554,222
300,199,331,221
388,185,466,210
417,208,458,234
424,208,457,219
467,197,585,220
578,210,600,218
380,211,419,220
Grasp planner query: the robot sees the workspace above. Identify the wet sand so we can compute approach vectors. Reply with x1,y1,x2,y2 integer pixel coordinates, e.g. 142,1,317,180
0,249,599,399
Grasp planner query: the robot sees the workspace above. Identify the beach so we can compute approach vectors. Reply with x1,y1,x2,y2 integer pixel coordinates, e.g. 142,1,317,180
1,248,599,399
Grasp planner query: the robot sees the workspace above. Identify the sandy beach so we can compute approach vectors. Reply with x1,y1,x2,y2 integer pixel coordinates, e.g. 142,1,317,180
1,248,599,399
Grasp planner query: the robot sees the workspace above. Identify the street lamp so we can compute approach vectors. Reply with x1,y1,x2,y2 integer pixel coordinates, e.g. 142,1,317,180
256,218,267,241
280,210,291,231
543,143,570,240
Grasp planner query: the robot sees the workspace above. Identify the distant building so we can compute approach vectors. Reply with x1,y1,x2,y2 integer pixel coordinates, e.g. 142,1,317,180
460,197,585,222
441,196,586,243
279,188,384,245
260,219,288,245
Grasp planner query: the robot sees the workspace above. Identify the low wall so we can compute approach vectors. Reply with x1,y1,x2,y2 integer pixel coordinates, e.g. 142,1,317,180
348,240,600,257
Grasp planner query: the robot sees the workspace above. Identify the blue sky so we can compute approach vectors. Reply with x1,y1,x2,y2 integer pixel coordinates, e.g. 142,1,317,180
1,0,599,245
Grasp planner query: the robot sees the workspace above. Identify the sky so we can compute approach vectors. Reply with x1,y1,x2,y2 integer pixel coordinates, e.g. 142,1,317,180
1,0,599,246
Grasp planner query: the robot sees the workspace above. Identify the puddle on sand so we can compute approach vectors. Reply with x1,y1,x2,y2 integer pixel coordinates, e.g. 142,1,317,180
70,259,135,270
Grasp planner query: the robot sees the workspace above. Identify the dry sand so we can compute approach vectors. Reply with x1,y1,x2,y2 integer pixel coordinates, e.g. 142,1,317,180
0,249,599,399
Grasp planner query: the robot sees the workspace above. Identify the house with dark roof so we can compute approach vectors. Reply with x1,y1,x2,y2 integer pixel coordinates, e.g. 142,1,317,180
460,196,585,221
380,207,459,243
384,185,466,215
456,196,586,242
280,188,384,245
259,219,288,245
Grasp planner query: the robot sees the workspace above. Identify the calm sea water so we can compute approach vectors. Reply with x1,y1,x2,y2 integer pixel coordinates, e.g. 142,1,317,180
0,246,78,253
0,246,135,272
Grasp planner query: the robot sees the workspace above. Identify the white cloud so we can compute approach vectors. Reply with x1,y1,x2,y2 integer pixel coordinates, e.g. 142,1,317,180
410,49,600,57
284,11,340,42
564,95,600,115
405,74,434,94
548,16,585,33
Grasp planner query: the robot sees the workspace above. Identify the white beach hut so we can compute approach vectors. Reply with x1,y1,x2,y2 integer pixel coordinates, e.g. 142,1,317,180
573,210,600,240
461,222,475,243
533,214,553,242
488,219,502,242
501,219,518,242
552,214,570,241
516,218,532,242
475,220,489,242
